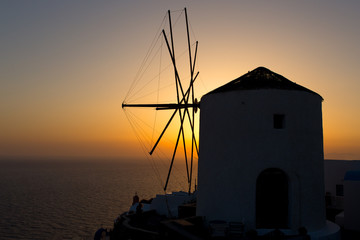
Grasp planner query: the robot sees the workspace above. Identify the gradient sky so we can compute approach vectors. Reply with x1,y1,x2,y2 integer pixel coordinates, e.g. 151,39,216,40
1,0,360,160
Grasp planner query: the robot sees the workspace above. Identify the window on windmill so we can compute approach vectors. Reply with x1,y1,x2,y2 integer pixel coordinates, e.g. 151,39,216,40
336,184,344,196
273,114,285,129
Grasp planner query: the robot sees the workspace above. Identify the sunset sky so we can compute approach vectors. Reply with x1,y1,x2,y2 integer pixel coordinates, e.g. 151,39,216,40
1,0,360,161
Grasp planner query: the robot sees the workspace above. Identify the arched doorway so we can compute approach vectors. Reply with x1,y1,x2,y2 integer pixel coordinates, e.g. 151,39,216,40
256,168,288,228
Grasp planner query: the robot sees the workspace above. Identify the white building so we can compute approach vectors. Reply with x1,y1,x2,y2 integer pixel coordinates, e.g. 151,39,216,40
197,67,339,239
344,171,360,231
324,160,360,231
324,160,360,198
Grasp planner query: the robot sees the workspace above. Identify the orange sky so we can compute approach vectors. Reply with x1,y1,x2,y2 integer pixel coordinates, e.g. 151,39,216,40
1,1,360,160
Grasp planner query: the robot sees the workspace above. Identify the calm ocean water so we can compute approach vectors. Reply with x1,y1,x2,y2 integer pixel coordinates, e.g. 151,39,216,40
0,159,192,239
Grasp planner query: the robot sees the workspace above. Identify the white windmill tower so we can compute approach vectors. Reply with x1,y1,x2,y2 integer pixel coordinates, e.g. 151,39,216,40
196,67,339,239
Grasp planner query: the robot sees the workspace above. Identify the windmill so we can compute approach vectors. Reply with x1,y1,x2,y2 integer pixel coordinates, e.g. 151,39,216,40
122,8,200,193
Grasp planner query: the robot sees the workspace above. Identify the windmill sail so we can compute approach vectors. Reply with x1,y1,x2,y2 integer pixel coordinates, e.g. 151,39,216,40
123,8,200,193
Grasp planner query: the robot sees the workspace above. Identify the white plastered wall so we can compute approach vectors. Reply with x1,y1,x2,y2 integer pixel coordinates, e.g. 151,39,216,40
196,89,325,232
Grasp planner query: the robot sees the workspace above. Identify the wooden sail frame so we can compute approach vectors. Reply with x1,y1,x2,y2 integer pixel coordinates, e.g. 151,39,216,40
122,8,200,193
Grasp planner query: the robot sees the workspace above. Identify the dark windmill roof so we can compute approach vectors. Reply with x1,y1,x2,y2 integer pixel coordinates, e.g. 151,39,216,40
205,67,322,99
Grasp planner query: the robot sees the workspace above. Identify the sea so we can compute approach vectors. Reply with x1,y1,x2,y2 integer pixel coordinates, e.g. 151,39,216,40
0,159,192,239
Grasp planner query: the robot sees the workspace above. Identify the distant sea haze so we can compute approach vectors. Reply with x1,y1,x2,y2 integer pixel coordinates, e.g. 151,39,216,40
0,159,190,239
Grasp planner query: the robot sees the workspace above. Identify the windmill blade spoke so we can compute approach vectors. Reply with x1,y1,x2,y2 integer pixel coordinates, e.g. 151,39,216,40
164,123,183,191
176,73,187,103
182,102,199,155
192,131,199,156
149,108,178,155
190,71,199,95
175,75,181,106
184,107,199,156
185,8,193,77
192,42,199,77
168,10,187,104
179,108,190,184
189,99,198,192
186,72,199,100
189,130,195,193
162,29,187,103
168,10,176,65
